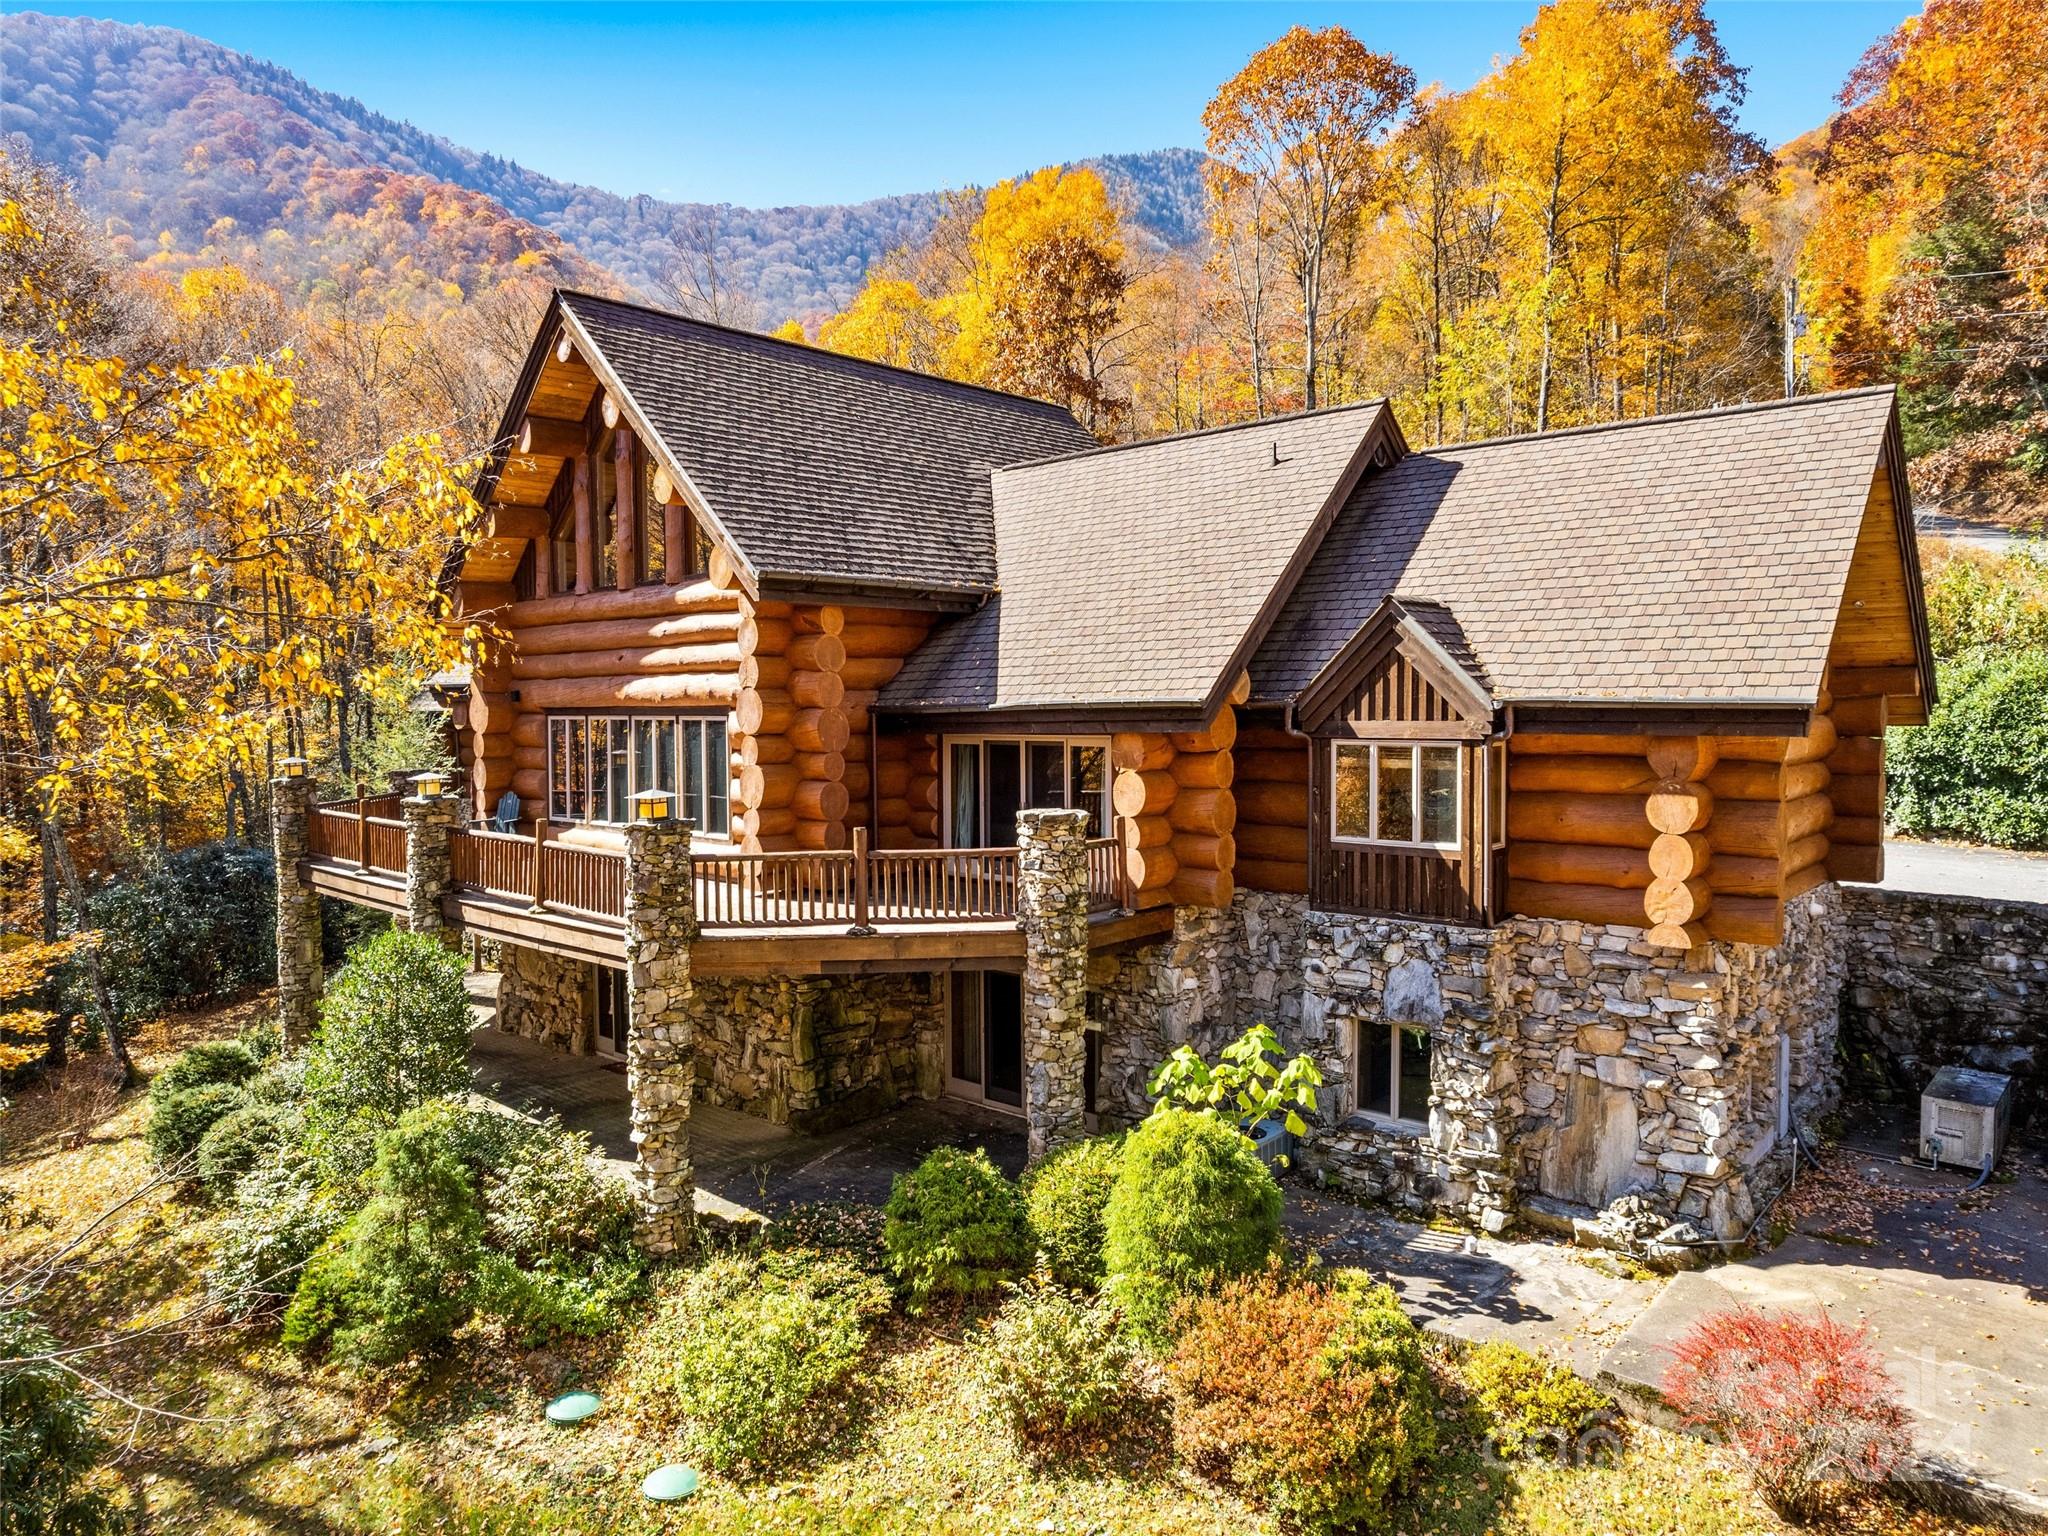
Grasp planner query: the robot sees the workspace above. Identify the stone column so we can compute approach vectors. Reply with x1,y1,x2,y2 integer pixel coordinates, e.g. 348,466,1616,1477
270,771,323,1049
400,790,462,939
623,816,697,1256
1018,807,1092,1161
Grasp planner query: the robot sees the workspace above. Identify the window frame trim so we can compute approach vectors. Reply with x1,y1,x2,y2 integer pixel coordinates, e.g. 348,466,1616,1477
1353,1019,1432,1129
543,707,734,841
1328,739,1463,852
938,732,1113,848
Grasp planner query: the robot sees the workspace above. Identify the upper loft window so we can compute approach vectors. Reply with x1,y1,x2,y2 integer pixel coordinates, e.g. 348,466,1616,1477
547,464,576,595
1331,742,1459,849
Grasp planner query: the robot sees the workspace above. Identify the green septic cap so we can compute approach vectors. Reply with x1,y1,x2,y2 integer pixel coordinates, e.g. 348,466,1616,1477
641,1464,700,1502
544,1391,601,1426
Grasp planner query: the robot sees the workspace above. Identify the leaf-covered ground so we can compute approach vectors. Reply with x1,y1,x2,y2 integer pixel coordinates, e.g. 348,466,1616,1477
1,997,2023,1536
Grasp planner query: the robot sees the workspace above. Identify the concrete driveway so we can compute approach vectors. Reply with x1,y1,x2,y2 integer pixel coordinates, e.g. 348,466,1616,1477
1601,1137,2048,1516
1870,839,2048,906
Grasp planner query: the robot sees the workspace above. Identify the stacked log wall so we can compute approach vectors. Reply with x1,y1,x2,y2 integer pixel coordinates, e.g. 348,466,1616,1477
457,579,744,823
1232,716,1311,895
1504,714,1841,947
1825,661,1889,883
1110,677,1246,911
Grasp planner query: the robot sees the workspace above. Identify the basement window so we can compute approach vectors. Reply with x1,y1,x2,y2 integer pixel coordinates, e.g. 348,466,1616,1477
1331,742,1460,849
1356,1021,1431,1127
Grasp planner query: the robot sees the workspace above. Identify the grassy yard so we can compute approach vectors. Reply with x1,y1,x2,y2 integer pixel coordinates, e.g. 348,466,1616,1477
0,996,2019,1536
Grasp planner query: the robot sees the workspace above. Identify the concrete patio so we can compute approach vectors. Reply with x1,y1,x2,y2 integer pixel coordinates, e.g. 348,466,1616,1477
468,1024,1026,1221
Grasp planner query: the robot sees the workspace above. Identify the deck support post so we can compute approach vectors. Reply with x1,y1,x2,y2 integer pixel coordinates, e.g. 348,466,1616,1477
1018,807,1092,1161
400,790,462,940
623,815,698,1256
270,771,323,1050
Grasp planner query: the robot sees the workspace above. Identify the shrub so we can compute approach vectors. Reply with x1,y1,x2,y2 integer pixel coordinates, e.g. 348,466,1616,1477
882,1146,1033,1309
1147,1022,1322,1139
973,1270,1140,1447
0,1306,121,1536
303,930,473,1180
207,1146,347,1317
475,1249,647,1344
320,896,392,967
1919,537,2048,658
1022,1134,1124,1290
281,1102,485,1365
1661,1307,1912,1520
625,1250,890,1472
88,841,276,1019
194,1098,299,1202
1458,1338,1609,1459
145,1081,245,1170
1101,1108,1283,1338
1887,648,2048,849
477,1114,638,1269
1166,1269,1436,1535
150,1038,261,1098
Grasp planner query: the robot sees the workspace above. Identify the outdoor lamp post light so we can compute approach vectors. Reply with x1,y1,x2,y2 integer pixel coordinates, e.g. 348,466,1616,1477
410,769,447,799
279,757,308,779
633,789,673,823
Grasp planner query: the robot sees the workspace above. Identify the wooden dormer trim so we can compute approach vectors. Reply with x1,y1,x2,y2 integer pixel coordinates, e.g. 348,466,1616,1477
1294,596,1494,738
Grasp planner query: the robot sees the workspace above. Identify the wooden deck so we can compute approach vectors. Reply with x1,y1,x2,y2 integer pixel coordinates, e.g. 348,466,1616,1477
302,796,1161,973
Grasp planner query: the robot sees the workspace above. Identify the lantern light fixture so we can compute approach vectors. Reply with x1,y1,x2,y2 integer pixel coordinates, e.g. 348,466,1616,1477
410,769,447,799
279,757,308,779
632,789,673,823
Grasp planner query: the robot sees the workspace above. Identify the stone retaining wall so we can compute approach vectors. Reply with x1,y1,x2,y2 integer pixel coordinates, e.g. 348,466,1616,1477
687,972,943,1131
1839,885,2047,1094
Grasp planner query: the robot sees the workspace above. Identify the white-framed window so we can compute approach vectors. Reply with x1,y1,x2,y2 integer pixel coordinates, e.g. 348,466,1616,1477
941,735,1111,847
1331,741,1461,849
1356,1020,1431,1126
547,712,729,836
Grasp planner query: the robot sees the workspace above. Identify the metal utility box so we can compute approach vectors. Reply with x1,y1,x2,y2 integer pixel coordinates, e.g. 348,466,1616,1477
1919,1067,2015,1173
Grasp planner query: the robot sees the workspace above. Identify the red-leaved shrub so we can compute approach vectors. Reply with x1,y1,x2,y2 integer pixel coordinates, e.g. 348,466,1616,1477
1660,1307,1912,1520
1165,1268,1435,1534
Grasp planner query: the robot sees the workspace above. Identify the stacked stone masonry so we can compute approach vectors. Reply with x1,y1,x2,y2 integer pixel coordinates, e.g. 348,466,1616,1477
1085,884,1850,1247
623,818,698,1256
688,972,943,1130
1019,808,1094,1159
496,943,594,1053
1839,885,2047,1088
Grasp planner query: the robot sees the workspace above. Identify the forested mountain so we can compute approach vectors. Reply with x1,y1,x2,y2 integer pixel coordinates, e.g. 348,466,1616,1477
1,11,1207,320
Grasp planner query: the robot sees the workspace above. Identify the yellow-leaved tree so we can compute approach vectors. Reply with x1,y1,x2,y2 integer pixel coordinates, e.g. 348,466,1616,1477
0,154,484,1075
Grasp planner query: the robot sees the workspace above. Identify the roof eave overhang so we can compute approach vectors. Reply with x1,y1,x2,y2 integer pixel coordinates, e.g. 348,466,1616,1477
1505,699,1819,737
756,571,991,614
873,699,1218,734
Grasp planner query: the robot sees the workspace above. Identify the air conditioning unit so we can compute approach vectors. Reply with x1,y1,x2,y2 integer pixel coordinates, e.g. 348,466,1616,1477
1919,1067,2015,1174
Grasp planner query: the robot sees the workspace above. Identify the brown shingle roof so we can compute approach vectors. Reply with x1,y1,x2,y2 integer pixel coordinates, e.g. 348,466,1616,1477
1250,389,1899,707
882,403,1396,713
558,292,1095,596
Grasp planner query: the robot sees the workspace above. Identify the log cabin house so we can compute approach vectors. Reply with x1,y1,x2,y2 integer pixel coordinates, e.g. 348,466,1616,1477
278,290,1932,1249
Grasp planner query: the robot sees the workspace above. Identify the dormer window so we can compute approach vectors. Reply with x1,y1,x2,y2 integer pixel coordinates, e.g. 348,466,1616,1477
1331,742,1460,849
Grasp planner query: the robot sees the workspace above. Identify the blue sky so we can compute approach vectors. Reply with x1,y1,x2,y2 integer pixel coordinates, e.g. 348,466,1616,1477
32,2,1906,207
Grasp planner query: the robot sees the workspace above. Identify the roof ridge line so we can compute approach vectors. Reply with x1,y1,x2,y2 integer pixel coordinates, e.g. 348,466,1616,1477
997,399,1390,471
1418,386,1897,456
554,288,1083,419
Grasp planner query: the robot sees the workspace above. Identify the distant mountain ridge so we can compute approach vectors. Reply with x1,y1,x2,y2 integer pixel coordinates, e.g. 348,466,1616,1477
2,11,1208,319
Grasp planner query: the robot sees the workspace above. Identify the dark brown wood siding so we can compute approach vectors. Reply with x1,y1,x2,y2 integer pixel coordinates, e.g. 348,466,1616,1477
1309,738,1490,925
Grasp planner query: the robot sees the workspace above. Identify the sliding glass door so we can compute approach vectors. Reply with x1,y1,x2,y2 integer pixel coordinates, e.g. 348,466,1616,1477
943,736,1109,847
947,970,1023,1109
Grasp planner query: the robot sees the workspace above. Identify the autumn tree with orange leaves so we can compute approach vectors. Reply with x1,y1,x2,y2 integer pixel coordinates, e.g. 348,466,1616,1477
1203,25,1416,414
1803,0,2048,513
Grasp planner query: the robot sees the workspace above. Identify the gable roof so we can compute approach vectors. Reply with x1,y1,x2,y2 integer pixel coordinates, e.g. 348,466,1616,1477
1294,596,1493,733
486,291,1096,600
880,402,1404,717
1251,388,1909,712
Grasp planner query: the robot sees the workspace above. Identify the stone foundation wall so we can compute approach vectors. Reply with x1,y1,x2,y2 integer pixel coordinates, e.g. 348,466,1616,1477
1838,885,2047,1093
687,972,944,1131
497,943,592,1053
1089,906,1240,1127
1087,883,1851,1245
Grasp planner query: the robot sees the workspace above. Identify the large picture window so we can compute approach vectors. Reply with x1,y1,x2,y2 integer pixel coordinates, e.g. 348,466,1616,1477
942,736,1110,846
1331,742,1460,848
547,712,729,836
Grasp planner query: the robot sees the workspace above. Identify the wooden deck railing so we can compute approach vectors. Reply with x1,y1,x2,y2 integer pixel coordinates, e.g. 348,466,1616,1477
313,793,1133,934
